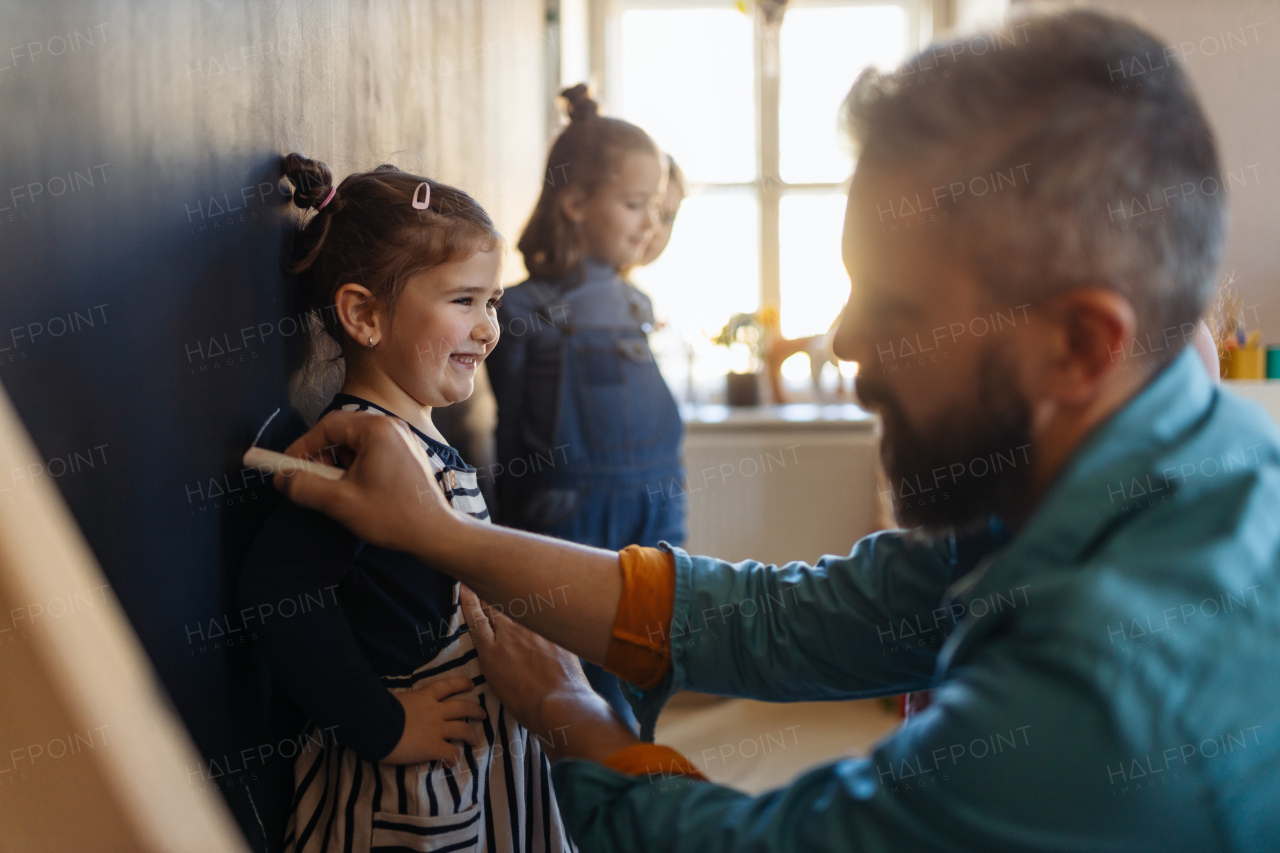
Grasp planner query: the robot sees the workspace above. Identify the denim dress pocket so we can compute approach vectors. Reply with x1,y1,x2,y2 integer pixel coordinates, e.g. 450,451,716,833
517,486,584,529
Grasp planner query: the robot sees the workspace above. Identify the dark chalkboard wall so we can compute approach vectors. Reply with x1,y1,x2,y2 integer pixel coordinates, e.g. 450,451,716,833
0,2,546,848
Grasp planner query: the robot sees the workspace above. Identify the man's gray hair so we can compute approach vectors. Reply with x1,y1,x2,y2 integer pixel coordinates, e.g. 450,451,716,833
845,9,1226,346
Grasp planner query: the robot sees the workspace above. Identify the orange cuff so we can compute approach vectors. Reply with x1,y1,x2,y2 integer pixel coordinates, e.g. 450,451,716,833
602,743,707,782
603,545,676,691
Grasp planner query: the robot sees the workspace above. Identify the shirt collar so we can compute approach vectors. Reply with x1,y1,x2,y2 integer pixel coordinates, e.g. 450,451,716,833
948,345,1214,605
323,392,472,472
936,346,1215,668
581,255,621,284
1012,345,1213,564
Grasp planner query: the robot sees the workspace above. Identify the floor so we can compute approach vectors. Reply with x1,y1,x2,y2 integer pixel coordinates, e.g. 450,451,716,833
653,692,901,795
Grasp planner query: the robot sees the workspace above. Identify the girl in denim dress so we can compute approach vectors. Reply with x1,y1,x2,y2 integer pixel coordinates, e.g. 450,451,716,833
486,86,686,727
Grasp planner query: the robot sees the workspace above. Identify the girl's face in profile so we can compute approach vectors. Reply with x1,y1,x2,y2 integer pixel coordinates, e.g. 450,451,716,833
637,178,684,267
380,248,504,408
566,151,662,270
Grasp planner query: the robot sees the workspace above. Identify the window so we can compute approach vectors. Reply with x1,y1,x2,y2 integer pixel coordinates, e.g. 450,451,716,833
605,0,925,399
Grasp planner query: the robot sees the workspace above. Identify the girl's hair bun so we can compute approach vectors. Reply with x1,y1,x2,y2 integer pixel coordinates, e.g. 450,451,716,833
282,152,334,210
560,83,599,122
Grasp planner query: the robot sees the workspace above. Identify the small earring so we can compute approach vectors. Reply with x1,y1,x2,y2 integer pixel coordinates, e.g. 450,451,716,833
368,335,375,349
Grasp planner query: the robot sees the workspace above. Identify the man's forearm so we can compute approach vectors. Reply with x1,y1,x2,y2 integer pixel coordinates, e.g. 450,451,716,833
535,691,640,763
425,514,622,664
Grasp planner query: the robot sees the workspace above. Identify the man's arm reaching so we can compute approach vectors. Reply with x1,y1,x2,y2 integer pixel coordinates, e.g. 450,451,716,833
272,412,1000,709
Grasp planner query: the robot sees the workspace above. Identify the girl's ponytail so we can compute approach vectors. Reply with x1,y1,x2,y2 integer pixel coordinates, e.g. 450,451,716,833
282,154,340,276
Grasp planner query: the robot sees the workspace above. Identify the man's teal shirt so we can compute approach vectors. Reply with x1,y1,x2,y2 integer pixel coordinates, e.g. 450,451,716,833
552,347,1280,852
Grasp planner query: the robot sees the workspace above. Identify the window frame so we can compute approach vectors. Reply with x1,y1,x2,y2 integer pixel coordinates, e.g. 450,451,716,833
597,0,929,318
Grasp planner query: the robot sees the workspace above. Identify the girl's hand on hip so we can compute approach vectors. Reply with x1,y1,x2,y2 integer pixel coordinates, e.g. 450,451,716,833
383,676,487,766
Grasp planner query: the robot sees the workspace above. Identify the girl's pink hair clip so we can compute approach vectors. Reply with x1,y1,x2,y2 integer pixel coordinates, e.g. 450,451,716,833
412,181,431,210
316,186,337,211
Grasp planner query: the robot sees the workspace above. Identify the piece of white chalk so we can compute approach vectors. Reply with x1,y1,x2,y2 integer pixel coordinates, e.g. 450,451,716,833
243,446,345,481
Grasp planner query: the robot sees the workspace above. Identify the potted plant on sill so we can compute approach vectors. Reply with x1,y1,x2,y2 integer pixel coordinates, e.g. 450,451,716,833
711,308,778,406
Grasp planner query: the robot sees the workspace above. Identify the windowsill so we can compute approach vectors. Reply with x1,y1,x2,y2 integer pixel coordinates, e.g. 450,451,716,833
681,402,877,431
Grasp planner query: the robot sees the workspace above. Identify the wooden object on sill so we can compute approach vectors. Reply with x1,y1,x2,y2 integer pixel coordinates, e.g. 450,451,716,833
765,334,850,404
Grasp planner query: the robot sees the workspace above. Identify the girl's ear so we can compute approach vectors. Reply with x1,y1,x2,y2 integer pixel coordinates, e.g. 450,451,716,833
334,283,382,347
558,186,588,224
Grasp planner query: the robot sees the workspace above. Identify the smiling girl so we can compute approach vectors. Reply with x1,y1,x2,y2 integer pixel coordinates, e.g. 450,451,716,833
238,155,574,852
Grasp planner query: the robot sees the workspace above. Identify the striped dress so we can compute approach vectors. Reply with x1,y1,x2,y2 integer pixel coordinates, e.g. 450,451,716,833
279,396,575,853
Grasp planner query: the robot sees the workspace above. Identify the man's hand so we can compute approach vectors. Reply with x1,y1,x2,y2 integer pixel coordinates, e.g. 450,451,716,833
272,411,458,557
460,587,639,763
272,409,627,666
382,676,487,766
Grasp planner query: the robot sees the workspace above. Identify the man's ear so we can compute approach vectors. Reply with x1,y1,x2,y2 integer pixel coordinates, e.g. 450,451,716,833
334,283,382,347
559,186,588,225
1038,287,1138,407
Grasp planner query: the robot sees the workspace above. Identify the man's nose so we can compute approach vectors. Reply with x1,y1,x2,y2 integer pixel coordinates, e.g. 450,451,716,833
832,299,868,363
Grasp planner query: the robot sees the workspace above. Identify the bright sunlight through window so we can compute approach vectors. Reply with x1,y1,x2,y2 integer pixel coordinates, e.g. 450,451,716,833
618,2,917,400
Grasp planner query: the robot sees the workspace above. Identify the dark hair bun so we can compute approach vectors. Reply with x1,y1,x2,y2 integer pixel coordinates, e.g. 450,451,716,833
282,153,334,210
560,83,599,122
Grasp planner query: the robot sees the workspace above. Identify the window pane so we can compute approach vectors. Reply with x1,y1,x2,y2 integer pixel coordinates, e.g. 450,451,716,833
560,0,590,88
630,188,760,396
619,9,756,184
779,191,849,338
779,5,909,184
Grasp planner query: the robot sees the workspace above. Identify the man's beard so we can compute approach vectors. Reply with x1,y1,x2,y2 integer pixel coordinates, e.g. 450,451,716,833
858,348,1033,532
